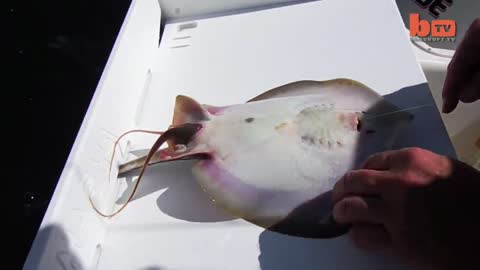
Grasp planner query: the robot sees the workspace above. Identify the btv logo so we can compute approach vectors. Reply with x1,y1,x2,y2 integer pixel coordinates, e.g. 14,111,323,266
409,13,456,42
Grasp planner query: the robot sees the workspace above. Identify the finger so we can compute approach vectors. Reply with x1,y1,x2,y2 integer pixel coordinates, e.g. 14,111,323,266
444,70,480,112
459,70,480,103
349,224,391,251
364,147,429,172
442,94,459,114
443,18,480,113
452,18,480,72
443,61,461,113
333,196,387,224
361,151,396,170
332,169,391,202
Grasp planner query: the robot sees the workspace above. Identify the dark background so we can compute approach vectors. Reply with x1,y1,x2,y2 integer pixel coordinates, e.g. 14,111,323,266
17,0,131,268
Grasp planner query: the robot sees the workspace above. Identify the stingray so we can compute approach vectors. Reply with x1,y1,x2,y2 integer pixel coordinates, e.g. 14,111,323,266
91,79,413,239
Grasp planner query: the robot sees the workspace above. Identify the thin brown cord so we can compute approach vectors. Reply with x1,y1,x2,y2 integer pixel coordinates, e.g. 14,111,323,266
89,129,165,218
108,129,164,183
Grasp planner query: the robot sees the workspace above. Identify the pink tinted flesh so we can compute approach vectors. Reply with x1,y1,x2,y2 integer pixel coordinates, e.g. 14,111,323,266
195,158,311,221
196,158,344,238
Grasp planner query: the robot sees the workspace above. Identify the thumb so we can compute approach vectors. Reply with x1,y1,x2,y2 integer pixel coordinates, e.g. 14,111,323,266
442,94,459,114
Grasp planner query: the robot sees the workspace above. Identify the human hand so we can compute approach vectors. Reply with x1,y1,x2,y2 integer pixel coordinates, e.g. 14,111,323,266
442,18,480,113
332,147,480,269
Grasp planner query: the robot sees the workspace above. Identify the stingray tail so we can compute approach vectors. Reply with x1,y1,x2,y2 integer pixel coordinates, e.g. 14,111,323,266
91,123,209,217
